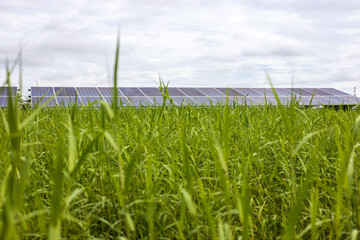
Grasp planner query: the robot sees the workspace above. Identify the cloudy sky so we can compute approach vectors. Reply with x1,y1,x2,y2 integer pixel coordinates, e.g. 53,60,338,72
1,0,359,94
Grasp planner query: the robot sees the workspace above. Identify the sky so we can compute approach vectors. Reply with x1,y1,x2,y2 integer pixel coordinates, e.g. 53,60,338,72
0,0,359,94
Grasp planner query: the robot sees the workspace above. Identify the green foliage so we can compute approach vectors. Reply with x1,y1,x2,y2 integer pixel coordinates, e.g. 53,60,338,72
1,42,360,239
1,94,360,239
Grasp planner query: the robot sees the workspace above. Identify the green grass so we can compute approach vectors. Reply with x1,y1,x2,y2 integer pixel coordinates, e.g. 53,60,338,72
1,92,360,239
1,41,360,239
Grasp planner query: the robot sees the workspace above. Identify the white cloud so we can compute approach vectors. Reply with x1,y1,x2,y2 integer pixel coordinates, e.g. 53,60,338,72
0,0,359,94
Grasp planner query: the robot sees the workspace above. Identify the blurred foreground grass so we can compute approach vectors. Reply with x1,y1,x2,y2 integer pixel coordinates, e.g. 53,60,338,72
1,95,360,239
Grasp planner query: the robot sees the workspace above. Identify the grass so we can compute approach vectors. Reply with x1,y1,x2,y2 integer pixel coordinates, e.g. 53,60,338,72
1,90,360,239
1,42,360,239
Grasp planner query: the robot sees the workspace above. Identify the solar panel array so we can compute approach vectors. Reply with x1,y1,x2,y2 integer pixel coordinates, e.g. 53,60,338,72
30,87,360,107
0,87,17,107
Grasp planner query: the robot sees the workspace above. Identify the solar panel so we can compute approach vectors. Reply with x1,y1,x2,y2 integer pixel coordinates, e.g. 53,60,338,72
139,87,162,96
248,96,277,105
234,88,262,96
76,87,101,96
341,96,360,104
0,87,17,96
211,96,237,105
303,88,332,96
151,96,174,106
81,96,102,106
0,97,6,107
297,96,323,105
326,96,351,105
98,87,123,96
166,88,186,96
251,88,291,97
312,96,337,105
320,88,351,96
171,96,197,105
57,96,82,106
0,97,16,107
215,88,242,96
287,88,314,96
126,96,154,106
197,88,224,96
191,96,217,105
265,97,288,105
234,96,253,105
29,86,358,107
119,87,144,96
31,96,57,107
54,87,77,96
251,88,274,97
31,87,54,96
244,97,261,105
273,88,292,96
103,97,130,106
178,88,205,96
297,97,316,105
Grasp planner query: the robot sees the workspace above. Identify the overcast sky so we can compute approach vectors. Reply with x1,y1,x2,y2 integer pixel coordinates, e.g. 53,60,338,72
1,0,359,94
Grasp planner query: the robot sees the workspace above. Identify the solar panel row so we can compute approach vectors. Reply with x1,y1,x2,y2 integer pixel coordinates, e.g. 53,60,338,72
29,87,359,107
31,87,354,97
0,87,17,107
0,87,17,97
30,95,360,107
0,97,17,107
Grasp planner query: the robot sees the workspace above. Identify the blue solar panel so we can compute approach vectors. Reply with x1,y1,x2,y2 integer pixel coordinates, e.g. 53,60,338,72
103,97,130,106
234,96,252,105
215,88,242,96
0,97,16,107
98,87,123,96
312,96,337,105
297,97,315,105
54,87,77,96
57,96,82,106
76,87,101,96
197,88,224,96
126,96,154,106
251,88,274,97
234,88,262,96
326,96,350,105
178,88,205,96
211,96,238,105
31,96,57,107
151,96,174,106
0,87,17,96
81,96,101,106
29,86,358,107
191,96,217,105
287,88,313,96
243,97,261,105
303,88,332,96
0,97,6,107
171,96,197,105
272,88,292,96
248,96,277,105
139,87,162,96
251,88,291,97
119,87,144,96
341,96,360,104
31,87,54,97
320,88,351,96
166,88,186,96
269,97,292,105
238,97,257,105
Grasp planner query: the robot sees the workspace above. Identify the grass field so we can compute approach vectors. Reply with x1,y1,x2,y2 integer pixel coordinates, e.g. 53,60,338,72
1,88,360,239
1,43,360,239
